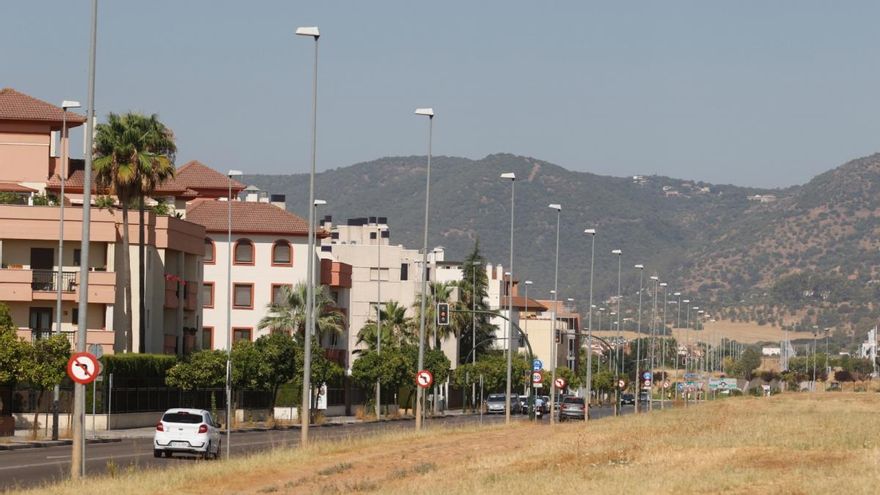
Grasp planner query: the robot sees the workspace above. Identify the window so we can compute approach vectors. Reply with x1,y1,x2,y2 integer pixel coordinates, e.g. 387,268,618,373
233,283,253,309
202,282,214,308
233,328,252,342
271,284,291,305
204,239,215,264
369,268,390,281
202,327,213,349
272,240,292,266
400,263,408,281
234,239,254,265
72,308,79,326
73,249,82,266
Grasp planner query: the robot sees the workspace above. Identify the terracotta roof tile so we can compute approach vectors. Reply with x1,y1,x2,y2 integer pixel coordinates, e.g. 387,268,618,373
0,88,86,124
164,160,246,193
0,182,37,193
507,296,548,311
45,169,96,193
185,199,310,236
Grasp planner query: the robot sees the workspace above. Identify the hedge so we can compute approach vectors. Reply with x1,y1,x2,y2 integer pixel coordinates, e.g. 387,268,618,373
100,354,178,379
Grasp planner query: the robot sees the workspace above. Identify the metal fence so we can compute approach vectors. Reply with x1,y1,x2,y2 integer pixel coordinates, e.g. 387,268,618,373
30,269,77,292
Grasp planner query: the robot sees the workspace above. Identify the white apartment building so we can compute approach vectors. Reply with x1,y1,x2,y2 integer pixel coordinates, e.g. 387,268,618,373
186,195,315,351
318,216,459,370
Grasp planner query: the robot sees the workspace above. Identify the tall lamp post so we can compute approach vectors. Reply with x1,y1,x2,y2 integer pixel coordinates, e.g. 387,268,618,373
53,99,80,442
471,260,482,410
414,107,435,430
523,280,532,398
633,264,645,414
648,275,658,412
375,221,383,419
584,228,596,422
659,282,668,409
225,169,242,459
547,203,561,425
501,172,516,425
295,25,320,446
612,248,622,416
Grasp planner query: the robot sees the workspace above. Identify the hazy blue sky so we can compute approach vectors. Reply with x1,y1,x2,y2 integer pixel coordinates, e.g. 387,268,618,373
5,1,880,187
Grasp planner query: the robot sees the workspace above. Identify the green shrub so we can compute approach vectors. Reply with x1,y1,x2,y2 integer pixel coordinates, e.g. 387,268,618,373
101,353,178,378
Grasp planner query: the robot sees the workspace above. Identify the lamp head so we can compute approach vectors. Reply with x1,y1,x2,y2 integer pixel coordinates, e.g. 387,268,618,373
61,100,81,110
682,299,690,303
500,172,516,180
612,249,622,255
548,203,561,211
584,228,596,235
414,108,434,117
524,280,533,285
295,26,320,38
228,170,243,177
634,264,644,269
650,275,658,281
660,282,668,287
673,292,681,296
314,199,327,206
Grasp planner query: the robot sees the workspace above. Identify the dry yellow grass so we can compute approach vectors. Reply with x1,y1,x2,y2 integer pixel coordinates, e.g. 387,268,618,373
594,319,787,345
20,393,880,495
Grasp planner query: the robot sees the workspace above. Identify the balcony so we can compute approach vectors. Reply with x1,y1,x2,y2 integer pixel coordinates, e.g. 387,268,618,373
31,269,77,292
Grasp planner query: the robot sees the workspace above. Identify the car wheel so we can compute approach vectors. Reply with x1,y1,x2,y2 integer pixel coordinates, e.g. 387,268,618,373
202,442,212,460
214,440,221,460
164,450,173,458
153,449,162,458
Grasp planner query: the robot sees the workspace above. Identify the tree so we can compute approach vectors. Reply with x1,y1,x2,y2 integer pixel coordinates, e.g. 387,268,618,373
356,300,413,354
351,347,412,406
93,113,176,353
457,241,497,364
165,350,226,391
412,281,462,349
0,303,26,386
254,332,297,414
257,283,345,343
21,335,70,436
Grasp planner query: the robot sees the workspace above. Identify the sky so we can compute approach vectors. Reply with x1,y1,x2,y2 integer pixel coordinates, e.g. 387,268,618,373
5,1,880,188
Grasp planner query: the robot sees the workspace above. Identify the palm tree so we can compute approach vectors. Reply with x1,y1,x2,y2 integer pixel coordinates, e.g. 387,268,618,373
93,113,176,353
412,281,467,349
356,300,413,353
258,282,345,343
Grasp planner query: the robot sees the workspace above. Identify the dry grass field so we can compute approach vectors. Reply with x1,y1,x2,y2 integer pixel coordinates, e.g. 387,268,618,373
22,393,880,495
593,319,788,345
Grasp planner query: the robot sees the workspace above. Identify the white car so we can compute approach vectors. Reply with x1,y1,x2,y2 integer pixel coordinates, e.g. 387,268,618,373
153,408,222,459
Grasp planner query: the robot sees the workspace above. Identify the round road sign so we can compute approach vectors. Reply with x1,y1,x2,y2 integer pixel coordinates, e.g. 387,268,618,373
67,352,100,385
663,381,671,389
643,379,651,388
532,371,543,384
554,377,567,389
415,369,434,389
618,379,626,389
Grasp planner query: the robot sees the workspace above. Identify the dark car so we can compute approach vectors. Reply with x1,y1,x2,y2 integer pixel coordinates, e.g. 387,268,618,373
620,393,635,405
558,396,586,421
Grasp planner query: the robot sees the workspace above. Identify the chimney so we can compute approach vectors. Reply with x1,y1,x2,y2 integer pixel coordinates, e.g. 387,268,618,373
270,193,286,210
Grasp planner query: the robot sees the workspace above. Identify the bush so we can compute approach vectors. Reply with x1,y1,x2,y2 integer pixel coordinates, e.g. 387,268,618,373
101,354,178,379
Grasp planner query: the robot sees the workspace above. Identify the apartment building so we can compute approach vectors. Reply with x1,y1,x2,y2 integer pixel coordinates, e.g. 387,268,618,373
186,194,319,352
317,216,458,370
0,88,205,355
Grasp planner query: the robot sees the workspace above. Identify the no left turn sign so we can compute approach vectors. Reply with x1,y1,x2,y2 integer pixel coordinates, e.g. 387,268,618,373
415,369,434,389
67,352,100,385
618,379,626,389
554,377,567,389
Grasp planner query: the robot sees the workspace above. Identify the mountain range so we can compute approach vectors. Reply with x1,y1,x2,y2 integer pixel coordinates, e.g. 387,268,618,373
243,152,880,316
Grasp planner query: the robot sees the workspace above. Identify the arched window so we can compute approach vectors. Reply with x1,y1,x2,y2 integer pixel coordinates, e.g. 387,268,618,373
234,239,254,265
204,238,215,264
272,240,292,266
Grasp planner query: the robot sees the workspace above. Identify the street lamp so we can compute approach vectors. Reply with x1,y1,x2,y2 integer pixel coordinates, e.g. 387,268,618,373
296,24,320,446
471,260,482,410
548,203,561,425
659,282,668,409
584,228,596,422
611,248,622,416
648,275,658,412
414,107,434,431
633,264,645,414
225,169,242,459
53,99,80,442
500,172,516,425
375,218,382,419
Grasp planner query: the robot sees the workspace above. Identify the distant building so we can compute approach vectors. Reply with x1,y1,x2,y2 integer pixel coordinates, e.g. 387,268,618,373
762,347,781,357
748,194,777,203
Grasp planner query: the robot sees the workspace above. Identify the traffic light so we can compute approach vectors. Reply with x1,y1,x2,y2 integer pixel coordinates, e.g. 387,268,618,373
555,329,561,343
437,303,449,326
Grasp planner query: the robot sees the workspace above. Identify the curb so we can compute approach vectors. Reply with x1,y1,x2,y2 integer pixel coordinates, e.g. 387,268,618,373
0,438,121,451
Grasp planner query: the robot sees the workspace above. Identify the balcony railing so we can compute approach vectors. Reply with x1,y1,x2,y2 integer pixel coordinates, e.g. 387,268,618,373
31,269,77,292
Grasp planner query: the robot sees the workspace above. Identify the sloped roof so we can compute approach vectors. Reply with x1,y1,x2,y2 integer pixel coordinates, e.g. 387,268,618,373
45,170,96,193
0,182,37,193
0,88,86,125
508,296,548,311
186,199,310,236
165,160,246,192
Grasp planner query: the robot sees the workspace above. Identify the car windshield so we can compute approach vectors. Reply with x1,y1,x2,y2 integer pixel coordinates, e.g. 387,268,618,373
487,394,506,402
162,412,203,424
563,397,584,405
622,394,634,399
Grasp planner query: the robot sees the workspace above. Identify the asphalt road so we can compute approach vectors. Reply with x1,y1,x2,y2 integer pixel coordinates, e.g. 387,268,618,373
0,404,651,492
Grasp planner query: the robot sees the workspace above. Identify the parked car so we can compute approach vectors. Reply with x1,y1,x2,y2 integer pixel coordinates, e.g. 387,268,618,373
153,408,222,459
518,395,530,415
620,393,635,405
639,390,649,403
558,396,586,421
485,394,521,414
